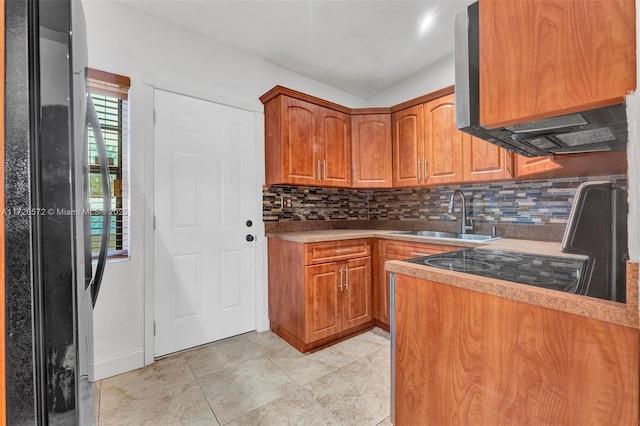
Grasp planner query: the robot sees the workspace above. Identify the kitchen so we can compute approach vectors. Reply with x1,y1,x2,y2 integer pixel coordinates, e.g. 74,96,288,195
2,0,640,424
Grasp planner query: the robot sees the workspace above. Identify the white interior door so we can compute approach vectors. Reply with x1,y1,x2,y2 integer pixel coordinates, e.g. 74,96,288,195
154,89,257,357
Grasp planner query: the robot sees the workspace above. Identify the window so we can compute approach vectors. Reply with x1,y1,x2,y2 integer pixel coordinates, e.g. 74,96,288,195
87,69,130,259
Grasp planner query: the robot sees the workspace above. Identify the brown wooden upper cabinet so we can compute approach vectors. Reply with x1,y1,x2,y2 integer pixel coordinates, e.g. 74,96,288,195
463,133,514,182
479,0,637,128
392,90,513,186
514,150,628,179
515,155,563,178
351,113,392,188
261,85,624,189
261,88,351,187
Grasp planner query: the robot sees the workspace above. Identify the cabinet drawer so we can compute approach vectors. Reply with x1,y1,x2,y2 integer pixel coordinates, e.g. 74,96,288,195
379,239,462,260
305,239,371,265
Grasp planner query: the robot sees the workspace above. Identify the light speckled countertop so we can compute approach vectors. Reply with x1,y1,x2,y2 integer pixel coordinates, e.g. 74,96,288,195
269,228,478,249
267,229,639,328
267,229,399,243
267,229,579,257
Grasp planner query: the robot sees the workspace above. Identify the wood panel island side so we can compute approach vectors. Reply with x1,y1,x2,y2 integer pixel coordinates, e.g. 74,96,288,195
387,260,639,425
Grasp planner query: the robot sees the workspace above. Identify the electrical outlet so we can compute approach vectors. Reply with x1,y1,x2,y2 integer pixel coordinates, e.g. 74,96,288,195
278,196,293,208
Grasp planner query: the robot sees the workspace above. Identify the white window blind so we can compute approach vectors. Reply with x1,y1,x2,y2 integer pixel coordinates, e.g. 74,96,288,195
87,68,131,259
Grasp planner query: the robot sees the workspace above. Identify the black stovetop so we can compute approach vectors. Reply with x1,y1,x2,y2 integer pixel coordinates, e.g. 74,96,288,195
407,248,588,294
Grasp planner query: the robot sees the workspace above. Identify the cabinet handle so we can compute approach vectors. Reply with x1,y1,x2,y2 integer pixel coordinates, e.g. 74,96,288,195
334,248,354,254
410,252,431,257
323,160,327,181
417,159,422,182
345,267,349,290
339,267,343,291
424,159,428,180
317,159,322,181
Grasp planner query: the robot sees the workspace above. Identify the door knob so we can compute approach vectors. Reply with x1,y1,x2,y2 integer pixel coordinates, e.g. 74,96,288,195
246,234,255,242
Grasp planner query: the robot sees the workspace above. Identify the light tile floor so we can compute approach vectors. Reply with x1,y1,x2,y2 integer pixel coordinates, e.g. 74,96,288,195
97,328,392,426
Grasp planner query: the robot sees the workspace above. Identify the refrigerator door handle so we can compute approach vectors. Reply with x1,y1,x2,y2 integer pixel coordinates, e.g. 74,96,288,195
86,94,111,307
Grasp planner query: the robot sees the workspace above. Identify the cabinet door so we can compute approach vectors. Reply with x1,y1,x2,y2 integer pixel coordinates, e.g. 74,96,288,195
515,154,562,178
463,133,514,182
392,104,424,187
281,96,320,185
342,257,373,330
304,262,342,342
424,94,463,185
318,106,351,187
479,0,636,128
351,114,392,188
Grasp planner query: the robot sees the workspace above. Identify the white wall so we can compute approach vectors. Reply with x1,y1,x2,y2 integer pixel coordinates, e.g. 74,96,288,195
368,55,456,106
82,0,369,380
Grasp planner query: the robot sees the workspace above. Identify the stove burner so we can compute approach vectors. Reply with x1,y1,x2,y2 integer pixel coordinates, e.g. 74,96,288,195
497,271,558,286
425,257,497,273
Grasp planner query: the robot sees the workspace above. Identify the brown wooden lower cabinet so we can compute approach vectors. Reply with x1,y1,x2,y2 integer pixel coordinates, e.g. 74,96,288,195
374,240,463,331
304,256,372,342
392,273,639,425
268,237,373,352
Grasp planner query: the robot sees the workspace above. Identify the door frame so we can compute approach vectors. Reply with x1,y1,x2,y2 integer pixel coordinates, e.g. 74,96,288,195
141,78,268,366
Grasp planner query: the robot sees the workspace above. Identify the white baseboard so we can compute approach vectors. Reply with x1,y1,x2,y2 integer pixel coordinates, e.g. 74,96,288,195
92,348,145,381
256,317,270,333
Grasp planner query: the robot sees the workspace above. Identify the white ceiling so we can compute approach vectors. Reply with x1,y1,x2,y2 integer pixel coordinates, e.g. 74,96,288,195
116,0,473,99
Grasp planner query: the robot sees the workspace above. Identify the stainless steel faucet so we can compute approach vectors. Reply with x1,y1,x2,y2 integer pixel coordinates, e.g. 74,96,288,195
448,190,474,234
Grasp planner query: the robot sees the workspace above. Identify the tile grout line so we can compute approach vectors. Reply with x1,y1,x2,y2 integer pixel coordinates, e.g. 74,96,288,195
185,357,221,425
263,348,349,426
225,355,305,425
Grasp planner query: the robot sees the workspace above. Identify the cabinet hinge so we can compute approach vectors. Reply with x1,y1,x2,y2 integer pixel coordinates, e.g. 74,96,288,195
153,214,156,230
154,321,156,336
153,110,157,125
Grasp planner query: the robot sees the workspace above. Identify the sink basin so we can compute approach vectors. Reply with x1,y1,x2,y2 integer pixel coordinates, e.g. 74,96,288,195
456,234,499,241
393,230,499,242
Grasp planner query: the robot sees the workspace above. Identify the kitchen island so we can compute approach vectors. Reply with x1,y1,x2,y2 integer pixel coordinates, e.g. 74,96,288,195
386,253,639,425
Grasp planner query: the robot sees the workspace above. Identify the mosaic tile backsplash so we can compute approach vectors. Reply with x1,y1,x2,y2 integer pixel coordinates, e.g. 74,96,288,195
263,175,628,226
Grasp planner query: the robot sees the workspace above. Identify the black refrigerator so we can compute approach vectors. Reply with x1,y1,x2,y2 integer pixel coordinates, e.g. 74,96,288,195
5,0,111,424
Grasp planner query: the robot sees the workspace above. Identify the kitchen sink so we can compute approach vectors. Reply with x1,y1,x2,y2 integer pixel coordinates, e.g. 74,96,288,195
392,230,500,242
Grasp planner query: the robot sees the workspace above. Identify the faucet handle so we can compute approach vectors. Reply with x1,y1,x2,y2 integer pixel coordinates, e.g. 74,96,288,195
465,218,474,231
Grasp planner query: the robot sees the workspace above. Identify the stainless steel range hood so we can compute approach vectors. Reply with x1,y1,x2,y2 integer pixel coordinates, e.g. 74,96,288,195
454,2,629,158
